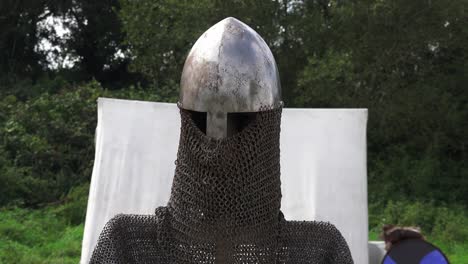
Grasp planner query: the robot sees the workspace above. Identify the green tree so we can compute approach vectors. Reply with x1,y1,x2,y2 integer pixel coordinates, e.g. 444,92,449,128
0,0,49,81
58,0,134,87
295,0,468,203
119,0,289,97
0,81,102,206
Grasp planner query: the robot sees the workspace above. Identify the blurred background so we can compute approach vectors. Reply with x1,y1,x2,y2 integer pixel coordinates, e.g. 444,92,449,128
0,0,466,263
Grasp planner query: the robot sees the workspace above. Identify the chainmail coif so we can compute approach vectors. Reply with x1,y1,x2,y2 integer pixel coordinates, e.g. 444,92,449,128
90,107,354,264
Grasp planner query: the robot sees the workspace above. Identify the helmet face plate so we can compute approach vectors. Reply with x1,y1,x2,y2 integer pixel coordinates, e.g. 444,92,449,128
179,17,282,139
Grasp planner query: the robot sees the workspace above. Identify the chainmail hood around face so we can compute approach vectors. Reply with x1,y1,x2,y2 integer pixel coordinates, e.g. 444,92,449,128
89,107,354,264
168,107,282,245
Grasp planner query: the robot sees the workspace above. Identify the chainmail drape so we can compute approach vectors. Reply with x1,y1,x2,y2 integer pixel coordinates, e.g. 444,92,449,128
90,107,354,264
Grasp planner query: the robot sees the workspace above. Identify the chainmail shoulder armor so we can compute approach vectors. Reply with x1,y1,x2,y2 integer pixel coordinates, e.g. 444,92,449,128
90,108,354,264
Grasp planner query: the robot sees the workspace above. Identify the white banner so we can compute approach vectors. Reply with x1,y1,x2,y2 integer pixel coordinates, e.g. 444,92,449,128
81,98,368,263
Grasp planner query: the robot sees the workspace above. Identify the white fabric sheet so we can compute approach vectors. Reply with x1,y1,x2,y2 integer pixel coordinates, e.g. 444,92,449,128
81,98,369,263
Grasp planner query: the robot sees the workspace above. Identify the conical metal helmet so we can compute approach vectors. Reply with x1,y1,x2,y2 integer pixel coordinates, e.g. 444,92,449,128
179,17,282,139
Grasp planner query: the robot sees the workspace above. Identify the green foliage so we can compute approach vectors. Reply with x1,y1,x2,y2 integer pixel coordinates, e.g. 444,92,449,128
54,183,90,226
0,79,171,207
0,0,136,89
119,0,284,96
57,0,134,86
0,81,102,206
368,145,467,204
119,0,213,87
295,51,357,107
293,0,468,204
370,200,468,242
0,0,48,78
0,178,89,263
1,199,466,263
0,181,90,263
0,0,467,262
119,0,467,204
0,207,83,264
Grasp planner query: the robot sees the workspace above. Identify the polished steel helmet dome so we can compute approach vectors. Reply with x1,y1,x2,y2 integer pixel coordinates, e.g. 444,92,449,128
179,17,282,138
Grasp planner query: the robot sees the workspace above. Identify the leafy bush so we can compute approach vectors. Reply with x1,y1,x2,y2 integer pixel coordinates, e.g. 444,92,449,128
0,79,171,207
0,81,102,207
0,183,89,263
292,1,468,205
54,183,90,226
0,207,83,264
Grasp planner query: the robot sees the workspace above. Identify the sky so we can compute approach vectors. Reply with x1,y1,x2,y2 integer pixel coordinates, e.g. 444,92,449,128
36,13,79,69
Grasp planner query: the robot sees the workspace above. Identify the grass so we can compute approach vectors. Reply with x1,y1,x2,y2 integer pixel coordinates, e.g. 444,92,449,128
0,207,83,264
0,199,467,263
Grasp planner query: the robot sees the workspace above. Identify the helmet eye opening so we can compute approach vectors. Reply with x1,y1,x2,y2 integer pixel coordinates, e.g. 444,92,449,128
227,112,257,136
186,110,257,138
187,110,207,134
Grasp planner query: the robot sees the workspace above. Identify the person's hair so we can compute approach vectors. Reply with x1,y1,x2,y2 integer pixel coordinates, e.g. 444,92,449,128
381,225,425,250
